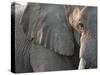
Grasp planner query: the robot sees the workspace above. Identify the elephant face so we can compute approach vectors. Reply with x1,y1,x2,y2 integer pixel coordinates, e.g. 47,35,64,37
20,3,77,56
68,6,97,68
68,7,86,33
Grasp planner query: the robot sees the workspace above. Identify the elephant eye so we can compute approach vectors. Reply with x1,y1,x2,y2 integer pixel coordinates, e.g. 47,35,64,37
78,23,84,28
77,23,84,29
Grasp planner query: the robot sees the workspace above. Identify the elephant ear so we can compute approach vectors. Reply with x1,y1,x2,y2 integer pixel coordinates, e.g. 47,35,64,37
69,7,81,27
34,5,75,56
20,3,40,40
40,22,75,56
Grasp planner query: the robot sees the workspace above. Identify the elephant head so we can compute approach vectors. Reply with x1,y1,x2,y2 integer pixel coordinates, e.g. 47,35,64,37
67,6,97,69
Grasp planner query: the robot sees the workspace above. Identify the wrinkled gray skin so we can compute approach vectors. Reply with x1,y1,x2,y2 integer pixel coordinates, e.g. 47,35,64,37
12,3,33,73
12,3,80,73
79,7,97,68
68,7,97,69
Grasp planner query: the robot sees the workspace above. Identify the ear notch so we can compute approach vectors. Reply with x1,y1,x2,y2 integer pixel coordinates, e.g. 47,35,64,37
69,7,81,26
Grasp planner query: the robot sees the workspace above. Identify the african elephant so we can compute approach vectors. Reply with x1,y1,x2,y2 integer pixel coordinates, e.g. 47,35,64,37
12,2,80,73
67,6,97,69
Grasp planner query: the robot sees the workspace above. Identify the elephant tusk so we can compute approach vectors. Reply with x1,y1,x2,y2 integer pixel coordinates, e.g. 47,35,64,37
78,58,86,69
